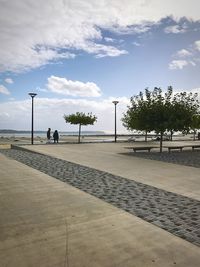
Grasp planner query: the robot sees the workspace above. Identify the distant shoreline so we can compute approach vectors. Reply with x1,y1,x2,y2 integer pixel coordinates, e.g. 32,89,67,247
0,129,106,135
0,133,131,145
0,130,196,146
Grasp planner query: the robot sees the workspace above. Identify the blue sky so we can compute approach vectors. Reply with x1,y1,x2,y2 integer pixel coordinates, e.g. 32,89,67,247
0,0,200,133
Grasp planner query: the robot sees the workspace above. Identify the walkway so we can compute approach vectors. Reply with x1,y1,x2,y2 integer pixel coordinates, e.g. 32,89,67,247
1,148,200,246
1,143,200,267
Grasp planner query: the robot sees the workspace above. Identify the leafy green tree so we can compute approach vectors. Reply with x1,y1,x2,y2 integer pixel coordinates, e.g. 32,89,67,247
164,91,199,142
122,89,153,141
122,87,199,152
123,87,171,151
64,112,97,143
146,87,170,151
191,114,200,140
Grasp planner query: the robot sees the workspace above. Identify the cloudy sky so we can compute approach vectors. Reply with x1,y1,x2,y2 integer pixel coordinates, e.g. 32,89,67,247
1,0,200,133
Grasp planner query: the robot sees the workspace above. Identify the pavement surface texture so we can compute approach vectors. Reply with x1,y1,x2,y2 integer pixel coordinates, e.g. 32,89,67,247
1,142,200,267
124,150,200,168
20,142,200,200
1,148,200,247
1,149,200,246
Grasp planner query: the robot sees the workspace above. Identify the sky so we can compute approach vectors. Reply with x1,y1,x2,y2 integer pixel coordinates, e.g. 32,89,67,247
0,0,200,133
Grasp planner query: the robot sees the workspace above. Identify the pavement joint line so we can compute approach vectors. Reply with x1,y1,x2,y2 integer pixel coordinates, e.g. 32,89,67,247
0,148,200,247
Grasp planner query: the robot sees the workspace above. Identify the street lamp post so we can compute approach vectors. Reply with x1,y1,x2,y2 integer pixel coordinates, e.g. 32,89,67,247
112,100,119,142
29,93,37,145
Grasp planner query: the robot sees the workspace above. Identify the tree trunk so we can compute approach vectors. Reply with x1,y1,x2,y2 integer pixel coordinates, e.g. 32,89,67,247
193,130,196,141
170,130,173,141
145,130,147,142
78,124,81,143
160,132,163,153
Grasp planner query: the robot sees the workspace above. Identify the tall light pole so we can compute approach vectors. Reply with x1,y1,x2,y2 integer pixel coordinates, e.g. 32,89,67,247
112,100,119,142
29,93,37,145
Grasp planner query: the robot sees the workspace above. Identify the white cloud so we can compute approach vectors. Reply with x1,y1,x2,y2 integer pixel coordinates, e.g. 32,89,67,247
164,24,187,34
0,85,10,95
47,76,101,97
176,49,192,57
93,44,128,58
1,0,200,73
190,61,196,66
77,42,127,58
4,78,13,84
104,37,115,42
132,41,141,46
0,97,129,132
169,60,189,70
1,47,76,73
109,23,154,35
169,40,200,69
36,86,47,92
194,40,200,51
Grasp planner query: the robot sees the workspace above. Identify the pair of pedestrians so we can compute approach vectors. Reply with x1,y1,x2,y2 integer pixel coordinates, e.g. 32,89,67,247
47,128,59,143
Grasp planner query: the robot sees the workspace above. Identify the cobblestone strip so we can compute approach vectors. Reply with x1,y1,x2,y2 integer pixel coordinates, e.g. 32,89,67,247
1,148,200,247
123,150,200,168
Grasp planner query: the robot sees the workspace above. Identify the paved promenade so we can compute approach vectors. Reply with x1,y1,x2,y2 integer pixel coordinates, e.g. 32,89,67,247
0,142,200,266
22,142,200,200
1,147,200,247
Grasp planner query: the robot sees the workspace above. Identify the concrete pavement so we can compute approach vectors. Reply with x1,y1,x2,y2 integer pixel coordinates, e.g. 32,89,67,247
23,142,200,200
0,143,200,266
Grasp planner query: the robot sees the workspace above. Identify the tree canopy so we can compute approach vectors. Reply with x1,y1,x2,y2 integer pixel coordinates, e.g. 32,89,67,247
64,112,97,143
122,87,199,152
191,114,200,140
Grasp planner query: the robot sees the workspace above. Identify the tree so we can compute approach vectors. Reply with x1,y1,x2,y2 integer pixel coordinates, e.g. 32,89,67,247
122,87,199,152
146,87,170,151
122,89,153,142
191,114,200,140
169,91,199,138
122,87,171,150
64,112,97,143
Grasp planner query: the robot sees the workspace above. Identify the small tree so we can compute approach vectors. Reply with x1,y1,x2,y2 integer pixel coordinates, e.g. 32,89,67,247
64,112,97,143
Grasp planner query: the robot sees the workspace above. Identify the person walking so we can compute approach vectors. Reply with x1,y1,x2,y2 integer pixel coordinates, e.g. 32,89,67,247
47,128,51,143
53,130,59,143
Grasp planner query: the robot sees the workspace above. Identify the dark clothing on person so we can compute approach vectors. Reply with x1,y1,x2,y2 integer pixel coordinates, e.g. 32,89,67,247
53,130,59,143
47,128,51,140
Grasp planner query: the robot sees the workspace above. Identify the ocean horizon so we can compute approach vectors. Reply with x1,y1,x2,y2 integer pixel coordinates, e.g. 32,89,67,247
0,130,106,138
0,129,132,138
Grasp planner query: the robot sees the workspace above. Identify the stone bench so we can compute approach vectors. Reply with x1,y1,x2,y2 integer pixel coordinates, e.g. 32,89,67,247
125,146,157,152
165,144,200,152
191,144,200,151
164,146,185,153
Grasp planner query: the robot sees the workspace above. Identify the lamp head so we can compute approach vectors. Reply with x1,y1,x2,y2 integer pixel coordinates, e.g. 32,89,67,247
112,100,119,105
29,93,37,98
